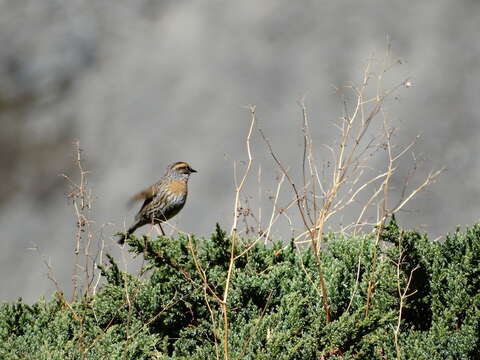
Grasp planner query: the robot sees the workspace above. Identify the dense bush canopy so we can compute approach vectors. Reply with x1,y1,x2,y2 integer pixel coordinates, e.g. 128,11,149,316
1,221,479,359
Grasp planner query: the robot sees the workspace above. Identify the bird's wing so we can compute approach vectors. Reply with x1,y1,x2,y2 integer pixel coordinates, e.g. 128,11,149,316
127,185,156,209
135,182,172,222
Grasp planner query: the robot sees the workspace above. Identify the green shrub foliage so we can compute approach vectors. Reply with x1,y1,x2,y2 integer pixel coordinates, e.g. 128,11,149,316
1,221,479,359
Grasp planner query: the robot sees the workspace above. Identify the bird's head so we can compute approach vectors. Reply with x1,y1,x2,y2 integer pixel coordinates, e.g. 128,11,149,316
167,161,197,179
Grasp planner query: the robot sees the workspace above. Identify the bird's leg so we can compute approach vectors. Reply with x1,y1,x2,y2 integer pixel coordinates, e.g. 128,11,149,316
158,224,166,236
151,217,166,237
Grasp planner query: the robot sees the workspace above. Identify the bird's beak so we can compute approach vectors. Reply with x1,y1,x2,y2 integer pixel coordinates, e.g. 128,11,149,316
189,167,197,173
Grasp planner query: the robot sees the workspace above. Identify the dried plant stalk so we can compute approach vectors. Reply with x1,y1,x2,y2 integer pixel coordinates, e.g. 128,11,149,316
260,50,442,323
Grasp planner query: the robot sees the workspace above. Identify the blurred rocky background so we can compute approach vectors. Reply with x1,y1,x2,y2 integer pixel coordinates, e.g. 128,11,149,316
1,0,479,302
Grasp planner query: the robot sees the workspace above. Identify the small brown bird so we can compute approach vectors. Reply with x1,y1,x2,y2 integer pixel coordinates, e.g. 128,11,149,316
117,161,197,245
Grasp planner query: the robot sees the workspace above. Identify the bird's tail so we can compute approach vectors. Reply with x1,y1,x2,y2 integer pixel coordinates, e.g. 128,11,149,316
117,232,129,245
117,222,142,245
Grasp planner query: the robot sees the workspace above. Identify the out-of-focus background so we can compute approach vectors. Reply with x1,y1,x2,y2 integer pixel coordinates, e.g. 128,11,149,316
1,1,479,303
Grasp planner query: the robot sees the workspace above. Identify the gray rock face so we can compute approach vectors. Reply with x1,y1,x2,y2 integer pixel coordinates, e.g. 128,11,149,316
1,0,479,302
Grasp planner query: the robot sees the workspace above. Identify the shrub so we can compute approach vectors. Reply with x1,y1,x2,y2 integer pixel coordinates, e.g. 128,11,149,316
1,221,479,359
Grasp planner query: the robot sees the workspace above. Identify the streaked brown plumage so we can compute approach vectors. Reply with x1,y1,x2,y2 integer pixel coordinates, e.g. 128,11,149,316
117,161,197,245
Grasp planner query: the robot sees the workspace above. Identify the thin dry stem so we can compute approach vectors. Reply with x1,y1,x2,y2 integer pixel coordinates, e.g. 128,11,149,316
260,125,332,323
257,51,443,325
181,107,257,360
393,250,420,360
61,141,98,300
221,105,256,360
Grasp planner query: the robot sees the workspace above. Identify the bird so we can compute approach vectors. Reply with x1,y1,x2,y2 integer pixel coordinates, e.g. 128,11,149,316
117,161,197,245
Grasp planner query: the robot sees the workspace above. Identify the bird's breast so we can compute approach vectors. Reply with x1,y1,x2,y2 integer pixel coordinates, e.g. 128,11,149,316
168,180,187,196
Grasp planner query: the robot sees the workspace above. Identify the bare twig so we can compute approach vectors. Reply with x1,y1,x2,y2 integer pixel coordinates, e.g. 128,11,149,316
260,126,332,323
221,105,256,360
392,249,420,360
61,141,97,300
256,49,443,325
182,107,257,360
